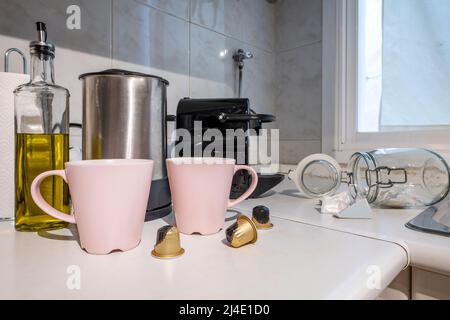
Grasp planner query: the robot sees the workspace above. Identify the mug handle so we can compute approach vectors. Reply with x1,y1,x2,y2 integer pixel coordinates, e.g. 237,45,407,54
228,165,259,208
30,170,76,224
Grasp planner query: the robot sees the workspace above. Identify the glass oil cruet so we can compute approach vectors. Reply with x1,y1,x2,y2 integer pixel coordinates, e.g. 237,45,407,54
14,22,70,231
288,148,450,209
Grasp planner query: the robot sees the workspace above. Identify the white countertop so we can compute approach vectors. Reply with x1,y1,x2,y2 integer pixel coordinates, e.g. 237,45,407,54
0,211,407,300
235,178,450,276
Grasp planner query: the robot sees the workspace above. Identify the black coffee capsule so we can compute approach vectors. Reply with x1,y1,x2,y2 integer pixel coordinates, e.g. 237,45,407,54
252,205,273,230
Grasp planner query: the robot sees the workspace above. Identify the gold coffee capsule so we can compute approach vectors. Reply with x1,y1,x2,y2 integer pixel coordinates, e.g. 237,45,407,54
252,205,273,230
151,225,185,259
226,215,258,248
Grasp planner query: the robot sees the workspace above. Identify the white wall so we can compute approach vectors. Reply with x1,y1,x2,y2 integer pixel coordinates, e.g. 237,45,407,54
1,0,327,165
0,0,276,150
275,0,323,164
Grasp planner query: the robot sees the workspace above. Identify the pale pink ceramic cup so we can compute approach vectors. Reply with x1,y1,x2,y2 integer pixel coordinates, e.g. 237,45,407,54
30,159,154,255
167,158,258,235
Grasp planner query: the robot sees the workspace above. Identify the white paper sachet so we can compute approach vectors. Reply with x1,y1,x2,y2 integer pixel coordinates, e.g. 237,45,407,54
334,198,373,220
321,192,373,220
321,192,353,215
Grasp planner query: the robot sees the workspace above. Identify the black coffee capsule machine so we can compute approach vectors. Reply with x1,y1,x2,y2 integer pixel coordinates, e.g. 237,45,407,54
175,98,284,199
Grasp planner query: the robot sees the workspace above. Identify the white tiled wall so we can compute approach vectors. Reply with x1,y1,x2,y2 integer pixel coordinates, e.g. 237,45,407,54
190,0,244,40
275,0,323,164
111,0,190,117
189,23,238,99
0,0,323,164
0,0,277,150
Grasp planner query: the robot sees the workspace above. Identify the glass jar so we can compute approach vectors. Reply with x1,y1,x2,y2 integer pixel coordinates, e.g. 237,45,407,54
14,22,70,231
288,148,450,208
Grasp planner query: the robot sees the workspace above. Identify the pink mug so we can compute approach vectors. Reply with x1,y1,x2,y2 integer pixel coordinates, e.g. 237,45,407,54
31,159,154,255
166,158,258,235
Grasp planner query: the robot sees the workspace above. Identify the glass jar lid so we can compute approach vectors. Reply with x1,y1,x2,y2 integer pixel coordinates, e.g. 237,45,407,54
289,154,342,198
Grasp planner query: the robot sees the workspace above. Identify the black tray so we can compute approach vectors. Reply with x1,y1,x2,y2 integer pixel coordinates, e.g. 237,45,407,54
406,206,450,237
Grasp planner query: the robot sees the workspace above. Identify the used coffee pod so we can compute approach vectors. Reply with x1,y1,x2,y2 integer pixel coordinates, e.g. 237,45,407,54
151,225,185,259
226,215,258,248
252,205,273,230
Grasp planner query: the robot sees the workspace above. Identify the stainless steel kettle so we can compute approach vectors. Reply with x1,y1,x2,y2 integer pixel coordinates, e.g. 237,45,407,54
79,69,172,221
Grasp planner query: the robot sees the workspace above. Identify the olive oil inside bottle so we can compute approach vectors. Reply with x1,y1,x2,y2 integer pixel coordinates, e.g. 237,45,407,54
15,133,70,232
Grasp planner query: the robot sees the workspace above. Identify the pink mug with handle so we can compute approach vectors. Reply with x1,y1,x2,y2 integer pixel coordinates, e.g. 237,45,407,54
31,159,154,255
167,157,258,235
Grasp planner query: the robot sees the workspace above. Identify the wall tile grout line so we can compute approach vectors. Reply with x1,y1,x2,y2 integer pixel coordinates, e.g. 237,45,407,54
276,40,323,55
133,0,190,22
188,20,275,55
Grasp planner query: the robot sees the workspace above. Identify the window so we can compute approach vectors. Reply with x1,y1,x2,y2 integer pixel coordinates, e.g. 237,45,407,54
323,0,450,162
358,0,382,133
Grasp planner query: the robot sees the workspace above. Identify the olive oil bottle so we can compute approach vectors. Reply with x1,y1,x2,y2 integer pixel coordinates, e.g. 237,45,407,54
15,134,69,231
14,22,70,232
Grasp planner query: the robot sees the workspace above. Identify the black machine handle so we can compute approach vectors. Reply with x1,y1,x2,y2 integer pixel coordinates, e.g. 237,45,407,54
217,113,275,123
166,115,176,122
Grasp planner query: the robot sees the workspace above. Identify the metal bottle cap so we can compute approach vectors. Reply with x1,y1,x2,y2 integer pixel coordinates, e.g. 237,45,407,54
252,205,273,230
30,22,55,57
151,225,185,259
226,215,258,248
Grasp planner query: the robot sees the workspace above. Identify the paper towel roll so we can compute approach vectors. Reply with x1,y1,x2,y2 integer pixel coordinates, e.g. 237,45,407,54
0,72,29,220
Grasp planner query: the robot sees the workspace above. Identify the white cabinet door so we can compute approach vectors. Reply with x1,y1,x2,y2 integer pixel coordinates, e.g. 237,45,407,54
412,268,450,300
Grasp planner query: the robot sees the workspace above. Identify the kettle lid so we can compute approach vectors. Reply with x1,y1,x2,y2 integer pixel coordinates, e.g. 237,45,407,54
289,154,342,198
79,69,169,85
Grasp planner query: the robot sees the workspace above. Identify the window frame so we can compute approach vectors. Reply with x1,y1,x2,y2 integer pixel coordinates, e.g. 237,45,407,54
322,0,450,163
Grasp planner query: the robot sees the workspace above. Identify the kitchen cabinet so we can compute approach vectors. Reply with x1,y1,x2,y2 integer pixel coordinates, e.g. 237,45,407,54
412,267,450,300
378,267,450,300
